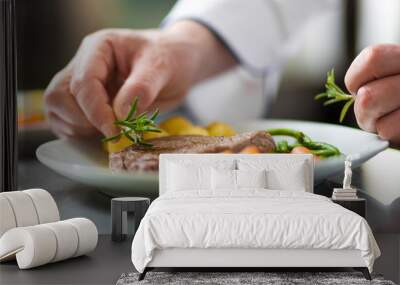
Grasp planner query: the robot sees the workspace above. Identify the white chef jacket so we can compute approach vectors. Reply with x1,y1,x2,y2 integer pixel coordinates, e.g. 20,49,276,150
163,0,338,123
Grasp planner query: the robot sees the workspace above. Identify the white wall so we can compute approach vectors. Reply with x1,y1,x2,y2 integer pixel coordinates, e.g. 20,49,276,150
356,0,400,52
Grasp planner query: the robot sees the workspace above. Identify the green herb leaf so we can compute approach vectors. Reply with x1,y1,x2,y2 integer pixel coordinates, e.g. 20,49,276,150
101,133,121,143
102,98,161,147
315,69,354,122
126,97,138,121
150,109,159,121
339,97,355,123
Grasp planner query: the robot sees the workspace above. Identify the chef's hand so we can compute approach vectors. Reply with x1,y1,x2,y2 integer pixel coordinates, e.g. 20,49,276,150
345,44,400,145
44,21,236,138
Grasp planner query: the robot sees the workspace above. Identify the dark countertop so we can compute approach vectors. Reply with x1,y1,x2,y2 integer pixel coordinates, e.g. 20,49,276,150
1,148,399,284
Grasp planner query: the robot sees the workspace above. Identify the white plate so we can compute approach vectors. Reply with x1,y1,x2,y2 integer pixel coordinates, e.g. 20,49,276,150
36,119,388,197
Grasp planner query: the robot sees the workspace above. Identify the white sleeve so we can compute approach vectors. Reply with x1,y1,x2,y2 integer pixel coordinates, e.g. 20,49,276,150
163,0,338,74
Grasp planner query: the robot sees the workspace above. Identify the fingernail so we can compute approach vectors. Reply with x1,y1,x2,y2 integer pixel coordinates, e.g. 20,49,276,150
135,93,146,111
122,104,131,118
102,124,119,138
121,94,144,118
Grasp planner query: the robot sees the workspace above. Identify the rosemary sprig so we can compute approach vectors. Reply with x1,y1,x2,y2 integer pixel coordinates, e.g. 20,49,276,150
102,97,161,147
315,69,355,123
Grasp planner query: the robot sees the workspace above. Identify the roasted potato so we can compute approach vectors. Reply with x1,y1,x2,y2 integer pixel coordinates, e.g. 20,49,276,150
206,121,236,136
159,116,193,135
104,136,134,153
143,129,169,140
176,126,209,136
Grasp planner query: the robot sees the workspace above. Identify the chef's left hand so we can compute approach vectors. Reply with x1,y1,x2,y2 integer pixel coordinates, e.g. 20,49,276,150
345,44,400,146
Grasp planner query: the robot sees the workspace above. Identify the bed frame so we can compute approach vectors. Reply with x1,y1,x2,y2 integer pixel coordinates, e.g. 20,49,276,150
140,248,370,280
139,154,371,281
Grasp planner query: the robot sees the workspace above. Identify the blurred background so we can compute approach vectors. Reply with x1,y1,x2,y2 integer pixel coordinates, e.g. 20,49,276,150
16,0,400,139
13,1,400,282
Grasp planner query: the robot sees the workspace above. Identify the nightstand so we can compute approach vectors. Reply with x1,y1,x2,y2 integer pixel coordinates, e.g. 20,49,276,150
331,198,366,218
111,197,150,242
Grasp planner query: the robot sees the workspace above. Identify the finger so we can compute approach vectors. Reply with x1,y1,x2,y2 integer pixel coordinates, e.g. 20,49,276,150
113,54,171,119
47,112,99,138
146,92,187,112
47,112,76,138
44,70,93,128
69,33,119,137
49,92,93,129
345,44,400,94
376,108,400,145
354,74,400,132
72,79,119,137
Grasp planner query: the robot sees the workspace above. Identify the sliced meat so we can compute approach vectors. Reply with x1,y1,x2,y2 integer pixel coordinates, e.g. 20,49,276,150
109,131,275,172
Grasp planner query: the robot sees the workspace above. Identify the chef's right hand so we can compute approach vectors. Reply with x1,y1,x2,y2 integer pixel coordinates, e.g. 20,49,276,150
345,44,400,145
44,22,236,138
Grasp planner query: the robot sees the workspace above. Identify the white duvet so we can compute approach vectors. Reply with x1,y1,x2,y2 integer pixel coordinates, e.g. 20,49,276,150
131,190,380,273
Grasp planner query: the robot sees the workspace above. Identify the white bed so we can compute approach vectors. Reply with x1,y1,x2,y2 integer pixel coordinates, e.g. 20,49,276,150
131,154,380,280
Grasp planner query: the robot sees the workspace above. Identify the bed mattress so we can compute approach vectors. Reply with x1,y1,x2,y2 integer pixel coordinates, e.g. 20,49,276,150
131,190,380,273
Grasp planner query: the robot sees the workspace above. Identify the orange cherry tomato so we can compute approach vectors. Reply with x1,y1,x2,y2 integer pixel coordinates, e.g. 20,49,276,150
240,145,260,154
291,146,320,161
290,146,312,154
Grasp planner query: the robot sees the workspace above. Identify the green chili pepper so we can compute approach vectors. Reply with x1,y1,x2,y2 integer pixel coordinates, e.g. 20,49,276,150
266,128,341,158
267,128,306,142
275,140,291,153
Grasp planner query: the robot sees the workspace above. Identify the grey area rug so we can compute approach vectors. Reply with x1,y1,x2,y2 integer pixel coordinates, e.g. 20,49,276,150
117,272,396,285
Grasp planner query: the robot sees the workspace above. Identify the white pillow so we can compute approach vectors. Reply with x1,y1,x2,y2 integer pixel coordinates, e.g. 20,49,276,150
237,158,310,192
166,159,236,192
211,169,267,190
236,169,267,189
211,168,236,190
266,164,307,191
167,162,211,191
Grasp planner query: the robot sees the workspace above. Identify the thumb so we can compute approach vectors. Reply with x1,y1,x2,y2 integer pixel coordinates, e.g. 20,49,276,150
113,58,170,119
